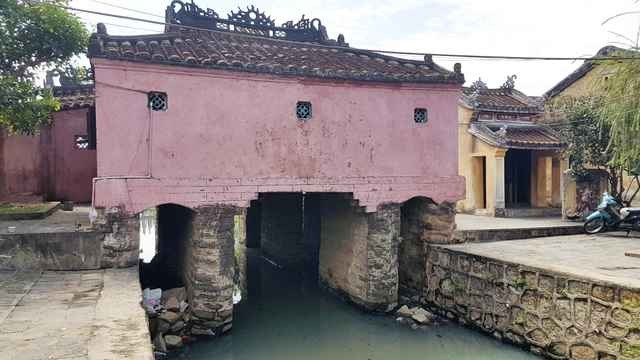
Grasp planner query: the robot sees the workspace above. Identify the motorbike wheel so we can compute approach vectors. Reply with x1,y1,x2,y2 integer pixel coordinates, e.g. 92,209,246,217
584,218,606,234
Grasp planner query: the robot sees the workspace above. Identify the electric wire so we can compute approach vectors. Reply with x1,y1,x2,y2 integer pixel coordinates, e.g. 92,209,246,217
55,4,640,62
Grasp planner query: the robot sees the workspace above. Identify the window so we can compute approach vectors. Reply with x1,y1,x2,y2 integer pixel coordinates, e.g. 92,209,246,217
148,92,168,111
296,101,312,120
75,135,90,150
414,108,428,123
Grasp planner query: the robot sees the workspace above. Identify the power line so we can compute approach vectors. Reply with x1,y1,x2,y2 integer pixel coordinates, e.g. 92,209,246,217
57,4,640,62
85,0,166,20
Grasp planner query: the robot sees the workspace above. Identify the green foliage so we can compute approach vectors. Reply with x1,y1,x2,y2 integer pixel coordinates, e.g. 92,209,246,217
0,0,89,134
550,89,640,203
0,77,59,134
551,96,611,181
599,51,640,172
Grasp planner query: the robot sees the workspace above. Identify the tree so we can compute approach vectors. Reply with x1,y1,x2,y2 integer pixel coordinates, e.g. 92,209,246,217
0,0,88,134
599,51,640,171
551,94,640,206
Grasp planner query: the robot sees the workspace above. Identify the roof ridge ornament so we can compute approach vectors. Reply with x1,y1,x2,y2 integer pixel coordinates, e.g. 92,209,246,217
166,0,334,44
228,5,275,27
500,74,517,92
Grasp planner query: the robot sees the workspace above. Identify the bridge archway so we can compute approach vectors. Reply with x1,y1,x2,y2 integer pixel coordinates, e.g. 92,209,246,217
138,203,195,290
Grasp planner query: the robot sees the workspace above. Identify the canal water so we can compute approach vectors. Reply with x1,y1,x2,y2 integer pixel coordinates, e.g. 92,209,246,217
169,251,539,360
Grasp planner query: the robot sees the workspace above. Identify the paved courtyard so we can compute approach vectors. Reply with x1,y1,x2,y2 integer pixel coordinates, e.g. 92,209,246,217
0,268,152,360
444,233,640,289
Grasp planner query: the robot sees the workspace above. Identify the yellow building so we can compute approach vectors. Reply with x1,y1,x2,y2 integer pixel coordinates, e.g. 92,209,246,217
544,45,639,215
458,82,566,217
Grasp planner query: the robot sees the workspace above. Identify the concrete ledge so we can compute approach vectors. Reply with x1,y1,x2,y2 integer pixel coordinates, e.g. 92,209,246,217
0,231,105,271
0,202,61,221
454,225,584,243
89,268,154,360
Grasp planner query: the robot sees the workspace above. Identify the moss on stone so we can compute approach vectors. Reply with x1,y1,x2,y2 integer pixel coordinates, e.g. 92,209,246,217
621,343,640,358
0,202,55,215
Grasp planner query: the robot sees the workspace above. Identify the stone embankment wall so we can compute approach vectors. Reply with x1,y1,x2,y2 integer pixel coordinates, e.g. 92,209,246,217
424,246,640,360
0,231,105,270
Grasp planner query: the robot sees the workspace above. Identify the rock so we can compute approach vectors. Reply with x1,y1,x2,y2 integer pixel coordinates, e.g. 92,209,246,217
165,297,179,312
396,305,413,318
159,311,181,324
153,334,167,353
156,319,171,334
190,326,216,336
162,288,187,311
411,308,433,324
170,320,185,333
164,335,183,349
222,323,232,333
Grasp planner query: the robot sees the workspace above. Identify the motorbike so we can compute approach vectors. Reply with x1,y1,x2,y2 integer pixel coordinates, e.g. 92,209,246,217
584,192,640,234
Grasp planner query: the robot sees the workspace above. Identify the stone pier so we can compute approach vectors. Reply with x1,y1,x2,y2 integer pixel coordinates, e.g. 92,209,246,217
399,198,458,298
92,207,140,269
183,204,243,336
319,198,401,311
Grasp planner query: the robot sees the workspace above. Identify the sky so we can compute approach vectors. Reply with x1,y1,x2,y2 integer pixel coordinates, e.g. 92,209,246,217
69,0,640,95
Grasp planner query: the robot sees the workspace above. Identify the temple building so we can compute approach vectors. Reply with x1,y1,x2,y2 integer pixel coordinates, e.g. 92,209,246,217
457,78,566,217
87,1,465,336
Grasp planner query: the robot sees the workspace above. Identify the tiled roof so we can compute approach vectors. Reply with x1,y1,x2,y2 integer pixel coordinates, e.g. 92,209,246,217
52,85,95,111
87,2,464,84
469,122,565,150
89,29,464,84
544,46,625,99
461,87,542,114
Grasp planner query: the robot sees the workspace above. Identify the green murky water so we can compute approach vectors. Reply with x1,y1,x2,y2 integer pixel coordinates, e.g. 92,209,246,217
169,252,538,360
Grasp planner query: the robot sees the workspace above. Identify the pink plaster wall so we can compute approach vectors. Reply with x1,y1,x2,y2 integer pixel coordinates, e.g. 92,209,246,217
0,129,42,199
0,109,96,203
92,59,465,214
48,109,97,203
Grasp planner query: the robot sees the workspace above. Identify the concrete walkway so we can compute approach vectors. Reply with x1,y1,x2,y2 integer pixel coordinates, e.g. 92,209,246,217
0,268,153,360
454,214,584,242
456,214,578,231
444,233,640,289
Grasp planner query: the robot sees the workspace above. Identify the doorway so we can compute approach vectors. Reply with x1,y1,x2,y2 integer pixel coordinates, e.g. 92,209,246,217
505,149,531,207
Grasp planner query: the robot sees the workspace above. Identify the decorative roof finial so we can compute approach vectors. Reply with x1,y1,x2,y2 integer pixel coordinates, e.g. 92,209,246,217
337,34,346,46
454,63,462,74
97,23,107,35
469,77,488,91
424,54,433,65
501,74,517,91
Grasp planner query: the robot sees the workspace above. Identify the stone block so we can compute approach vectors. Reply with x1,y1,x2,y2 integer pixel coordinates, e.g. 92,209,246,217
569,344,597,360
592,285,615,303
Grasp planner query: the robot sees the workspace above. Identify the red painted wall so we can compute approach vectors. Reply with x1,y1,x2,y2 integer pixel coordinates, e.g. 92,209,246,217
0,109,96,203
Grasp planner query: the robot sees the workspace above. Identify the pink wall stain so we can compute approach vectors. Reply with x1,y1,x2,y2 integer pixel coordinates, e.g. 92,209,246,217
92,59,465,214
